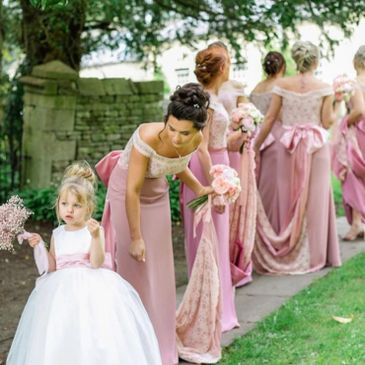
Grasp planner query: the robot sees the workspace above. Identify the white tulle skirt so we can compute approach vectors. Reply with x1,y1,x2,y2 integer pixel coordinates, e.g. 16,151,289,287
7,268,162,365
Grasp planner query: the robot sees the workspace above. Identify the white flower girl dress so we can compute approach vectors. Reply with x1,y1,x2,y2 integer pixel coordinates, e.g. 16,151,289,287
7,225,162,365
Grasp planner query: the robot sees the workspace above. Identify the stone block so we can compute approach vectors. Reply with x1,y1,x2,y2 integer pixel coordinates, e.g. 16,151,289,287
23,93,77,110
78,78,106,96
134,80,164,94
32,61,78,81
103,78,136,95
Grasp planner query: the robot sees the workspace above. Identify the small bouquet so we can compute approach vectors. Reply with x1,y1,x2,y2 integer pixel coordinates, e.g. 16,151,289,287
188,165,241,211
333,74,355,102
0,196,33,251
231,102,264,133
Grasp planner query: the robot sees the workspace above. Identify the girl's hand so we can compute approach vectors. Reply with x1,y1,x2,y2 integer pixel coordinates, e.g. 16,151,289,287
87,218,101,238
28,233,42,247
129,239,146,262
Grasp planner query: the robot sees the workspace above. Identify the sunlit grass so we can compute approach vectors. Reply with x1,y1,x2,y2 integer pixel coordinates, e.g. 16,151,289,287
220,253,365,365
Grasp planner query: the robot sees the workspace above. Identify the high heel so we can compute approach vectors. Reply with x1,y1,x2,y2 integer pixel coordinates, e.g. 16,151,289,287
342,225,365,241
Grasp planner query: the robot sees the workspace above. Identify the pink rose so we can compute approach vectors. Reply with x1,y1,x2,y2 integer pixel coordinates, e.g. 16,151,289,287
212,176,230,195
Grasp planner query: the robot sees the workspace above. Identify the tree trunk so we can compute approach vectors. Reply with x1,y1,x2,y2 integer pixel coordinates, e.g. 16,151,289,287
20,0,87,70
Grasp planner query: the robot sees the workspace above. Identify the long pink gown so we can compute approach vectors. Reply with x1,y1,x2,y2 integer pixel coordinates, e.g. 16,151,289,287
100,126,194,365
253,86,342,274
332,83,365,224
220,80,255,287
181,92,239,332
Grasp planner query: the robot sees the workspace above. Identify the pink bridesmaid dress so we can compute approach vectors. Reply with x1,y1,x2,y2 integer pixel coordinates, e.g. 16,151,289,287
219,80,255,287
100,126,195,365
181,93,239,332
253,86,342,274
332,82,365,225
218,80,246,170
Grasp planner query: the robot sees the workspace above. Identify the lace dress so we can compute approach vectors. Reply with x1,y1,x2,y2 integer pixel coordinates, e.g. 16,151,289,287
181,92,239,334
332,82,365,224
99,125,193,365
253,86,341,274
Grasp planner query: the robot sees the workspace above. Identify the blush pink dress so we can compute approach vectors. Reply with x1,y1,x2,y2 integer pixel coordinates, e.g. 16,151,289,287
219,81,256,287
332,83,365,225
100,126,194,365
253,86,342,274
181,92,239,333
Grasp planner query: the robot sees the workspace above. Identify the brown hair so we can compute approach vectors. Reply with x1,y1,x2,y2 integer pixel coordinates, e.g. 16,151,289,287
263,51,286,76
56,161,97,223
194,47,228,86
165,83,210,130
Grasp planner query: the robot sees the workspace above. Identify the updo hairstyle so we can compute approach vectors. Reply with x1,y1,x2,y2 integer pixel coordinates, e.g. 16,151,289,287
194,47,228,86
291,41,320,73
263,51,286,76
354,45,365,71
165,83,210,130
56,161,97,222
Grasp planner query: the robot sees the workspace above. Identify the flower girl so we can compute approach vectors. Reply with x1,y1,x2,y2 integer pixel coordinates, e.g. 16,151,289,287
7,161,162,365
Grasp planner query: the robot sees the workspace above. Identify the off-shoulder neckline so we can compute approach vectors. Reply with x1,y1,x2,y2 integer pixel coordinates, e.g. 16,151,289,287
134,125,195,160
273,85,332,96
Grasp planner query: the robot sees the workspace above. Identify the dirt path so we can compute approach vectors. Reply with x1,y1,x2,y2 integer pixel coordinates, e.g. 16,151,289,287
0,220,187,363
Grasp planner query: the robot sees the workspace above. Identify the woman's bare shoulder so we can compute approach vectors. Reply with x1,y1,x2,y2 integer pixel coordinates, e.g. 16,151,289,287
138,122,164,148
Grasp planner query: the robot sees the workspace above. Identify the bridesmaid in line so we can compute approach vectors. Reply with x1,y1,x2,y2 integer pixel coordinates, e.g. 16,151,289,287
251,52,286,228
332,45,365,240
181,46,240,332
253,41,341,274
98,83,212,365
207,41,254,287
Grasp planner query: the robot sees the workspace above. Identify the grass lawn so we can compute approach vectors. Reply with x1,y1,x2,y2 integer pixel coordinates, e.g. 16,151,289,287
332,175,345,217
220,252,365,365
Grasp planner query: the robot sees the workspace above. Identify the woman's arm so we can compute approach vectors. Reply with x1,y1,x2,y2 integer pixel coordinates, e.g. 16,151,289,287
196,109,214,183
321,94,337,129
88,219,105,268
347,87,365,126
125,146,149,261
175,167,213,196
254,93,282,153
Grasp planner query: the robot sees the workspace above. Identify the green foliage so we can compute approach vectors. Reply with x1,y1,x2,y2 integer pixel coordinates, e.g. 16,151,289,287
167,175,181,223
3,0,365,70
18,186,58,223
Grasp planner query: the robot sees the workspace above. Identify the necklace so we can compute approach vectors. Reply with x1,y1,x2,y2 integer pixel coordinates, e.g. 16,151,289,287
172,145,182,158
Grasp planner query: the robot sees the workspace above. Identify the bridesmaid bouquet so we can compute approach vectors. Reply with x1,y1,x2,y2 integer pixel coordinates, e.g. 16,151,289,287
188,165,241,210
333,74,355,102
231,102,264,133
0,196,33,251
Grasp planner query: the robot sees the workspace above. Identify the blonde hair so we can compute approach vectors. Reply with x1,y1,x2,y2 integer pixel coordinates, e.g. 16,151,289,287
354,45,365,71
56,161,97,223
291,41,319,73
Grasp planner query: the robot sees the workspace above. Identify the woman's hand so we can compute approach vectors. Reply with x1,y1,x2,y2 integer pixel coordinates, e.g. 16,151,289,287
87,218,101,238
197,185,214,197
28,233,42,248
129,238,146,262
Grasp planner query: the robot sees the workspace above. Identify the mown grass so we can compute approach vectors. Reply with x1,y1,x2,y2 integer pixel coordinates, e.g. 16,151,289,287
332,174,345,217
220,252,365,365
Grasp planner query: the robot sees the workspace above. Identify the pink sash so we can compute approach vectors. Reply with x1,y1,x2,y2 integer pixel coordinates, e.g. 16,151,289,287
176,197,222,363
95,150,122,271
229,140,256,286
254,124,328,274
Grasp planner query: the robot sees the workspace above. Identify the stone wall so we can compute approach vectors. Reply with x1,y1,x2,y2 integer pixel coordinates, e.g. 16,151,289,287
21,61,163,188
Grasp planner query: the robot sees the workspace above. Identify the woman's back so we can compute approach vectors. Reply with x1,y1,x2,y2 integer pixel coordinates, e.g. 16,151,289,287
274,76,332,126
